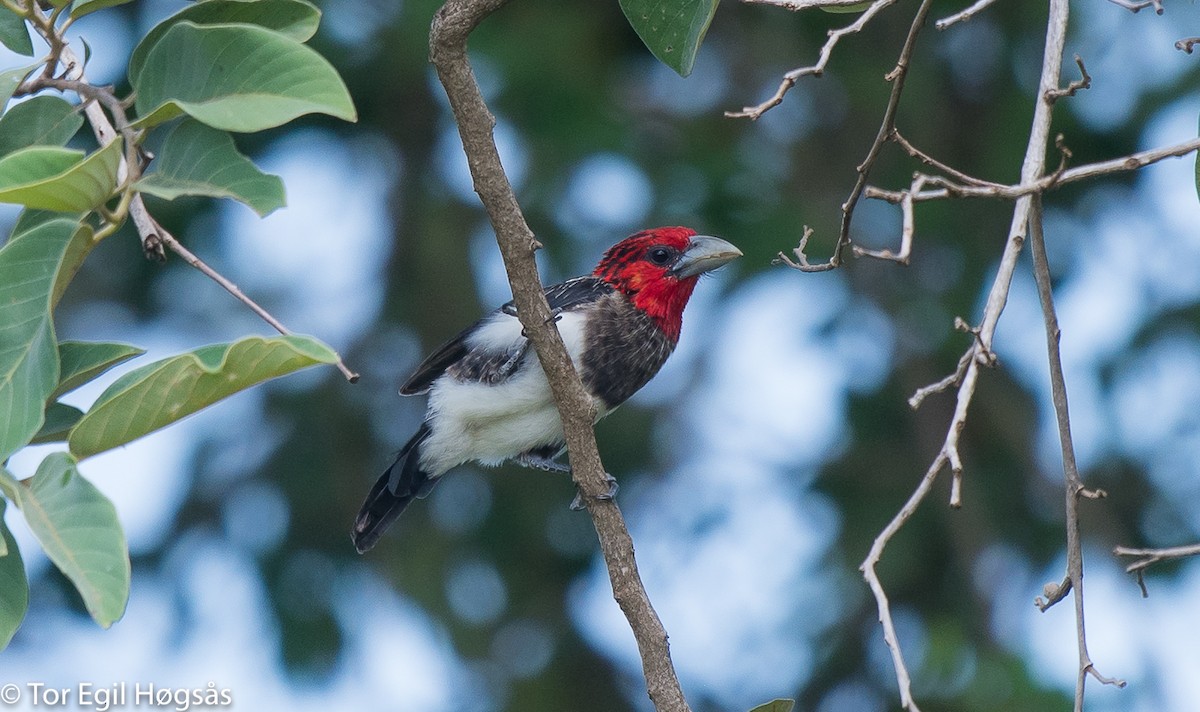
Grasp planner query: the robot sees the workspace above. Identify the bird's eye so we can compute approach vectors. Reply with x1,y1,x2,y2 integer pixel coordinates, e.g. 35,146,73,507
647,246,674,265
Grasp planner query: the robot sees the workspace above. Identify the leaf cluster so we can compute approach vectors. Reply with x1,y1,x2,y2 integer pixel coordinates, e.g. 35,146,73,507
0,0,354,647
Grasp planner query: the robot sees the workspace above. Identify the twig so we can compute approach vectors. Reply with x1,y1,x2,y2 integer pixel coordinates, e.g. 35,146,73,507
861,453,946,712
864,135,1200,204
775,0,932,272
726,0,896,120
935,0,1001,30
1028,195,1124,707
1106,0,1164,14
145,219,359,382
1176,37,1200,53
834,0,932,268
429,2,690,711
1045,55,1091,103
889,129,1005,188
1114,543,1200,596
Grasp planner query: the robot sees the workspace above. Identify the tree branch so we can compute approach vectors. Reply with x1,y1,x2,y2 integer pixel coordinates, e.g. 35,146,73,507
428,2,690,710
862,0,1105,708
1114,543,1200,596
727,0,897,121
935,0,1001,30
1027,196,1125,708
775,0,932,272
863,135,1200,206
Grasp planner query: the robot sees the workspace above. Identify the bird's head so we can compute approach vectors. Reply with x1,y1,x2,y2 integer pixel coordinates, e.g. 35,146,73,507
593,227,742,341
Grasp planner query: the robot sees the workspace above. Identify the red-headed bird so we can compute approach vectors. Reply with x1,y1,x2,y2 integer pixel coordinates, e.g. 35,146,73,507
353,227,741,553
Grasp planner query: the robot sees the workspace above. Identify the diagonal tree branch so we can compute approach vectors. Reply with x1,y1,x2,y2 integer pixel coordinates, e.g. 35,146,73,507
428,2,690,710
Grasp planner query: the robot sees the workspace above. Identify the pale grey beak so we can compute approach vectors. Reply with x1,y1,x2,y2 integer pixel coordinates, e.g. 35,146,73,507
671,235,743,278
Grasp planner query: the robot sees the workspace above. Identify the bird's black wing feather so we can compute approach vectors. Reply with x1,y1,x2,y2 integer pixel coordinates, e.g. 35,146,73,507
399,276,613,395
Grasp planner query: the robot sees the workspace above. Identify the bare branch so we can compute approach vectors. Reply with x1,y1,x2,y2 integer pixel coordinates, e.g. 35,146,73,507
774,225,837,272
727,0,896,120
862,452,947,712
864,0,1098,707
429,2,690,710
1176,37,1200,53
865,136,1200,205
1106,0,1164,14
1114,543,1200,596
1028,196,1125,706
1045,55,1091,103
889,129,1005,188
935,0,1001,30
776,0,932,273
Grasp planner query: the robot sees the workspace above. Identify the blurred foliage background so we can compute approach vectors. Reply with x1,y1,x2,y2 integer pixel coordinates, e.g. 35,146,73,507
4,0,1200,710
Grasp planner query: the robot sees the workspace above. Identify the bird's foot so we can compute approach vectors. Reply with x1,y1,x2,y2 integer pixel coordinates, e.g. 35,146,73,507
515,452,571,474
569,473,619,511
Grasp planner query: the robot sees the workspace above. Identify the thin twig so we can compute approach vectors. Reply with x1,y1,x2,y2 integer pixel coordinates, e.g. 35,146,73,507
1028,195,1124,707
864,135,1200,205
837,0,932,268
775,0,932,272
1106,0,1163,14
145,220,359,382
727,0,896,120
1176,37,1200,53
935,0,1001,30
1114,543,1200,596
1045,55,1091,103
890,129,1006,188
429,2,690,710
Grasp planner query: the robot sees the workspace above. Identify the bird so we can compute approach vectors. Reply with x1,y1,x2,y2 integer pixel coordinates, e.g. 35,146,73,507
352,227,741,553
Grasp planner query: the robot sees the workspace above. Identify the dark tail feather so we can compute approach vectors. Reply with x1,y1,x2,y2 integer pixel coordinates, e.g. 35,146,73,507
352,423,436,553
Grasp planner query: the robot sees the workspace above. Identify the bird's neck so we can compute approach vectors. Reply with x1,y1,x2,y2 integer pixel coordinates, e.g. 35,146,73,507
625,277,696,342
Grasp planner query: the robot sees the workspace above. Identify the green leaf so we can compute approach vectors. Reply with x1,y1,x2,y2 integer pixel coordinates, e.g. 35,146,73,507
69,334,338,458
30,401,83,443
136,119,285,216
0,9,33,56
128,0,321,85
747,701,795,712
70,0,135,19
0,219,92,461
52,341,144,399
0,95,84,157
133,22,356,132
0,62,37,110
0,498,29,649
0,138,122,211
619,0,719,77
4,453,129,628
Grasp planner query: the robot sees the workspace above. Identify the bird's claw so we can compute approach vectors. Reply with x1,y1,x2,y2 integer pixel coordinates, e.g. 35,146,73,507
569,473,618,511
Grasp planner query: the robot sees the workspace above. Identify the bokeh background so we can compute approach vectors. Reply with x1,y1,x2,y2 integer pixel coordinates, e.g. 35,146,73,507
3,1,1200,710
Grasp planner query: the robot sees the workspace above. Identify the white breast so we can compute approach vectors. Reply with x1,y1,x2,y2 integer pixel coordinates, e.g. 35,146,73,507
418,310,605,475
